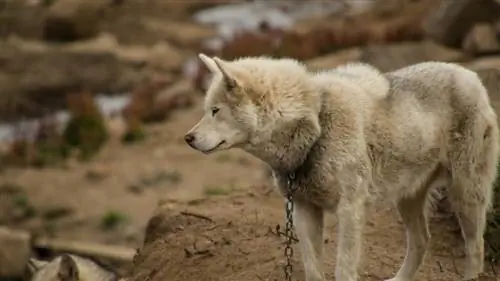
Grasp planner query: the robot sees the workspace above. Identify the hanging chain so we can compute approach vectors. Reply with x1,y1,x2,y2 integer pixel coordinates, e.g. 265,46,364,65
284,172,297,281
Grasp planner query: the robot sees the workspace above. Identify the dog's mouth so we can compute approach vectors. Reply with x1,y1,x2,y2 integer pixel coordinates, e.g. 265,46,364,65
202,140,226,154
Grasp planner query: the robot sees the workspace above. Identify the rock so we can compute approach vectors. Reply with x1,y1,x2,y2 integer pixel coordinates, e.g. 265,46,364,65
106,115,127,137
465,57,500,110
475,68,500,102
86,163,111,182
462,24,500,55
0,37,148,121
153,80,196,113
147,41,185,72
424,0,500,48
0,227,32,278
306,48,362,71
122,76,173,124
141,18,217,49
360,41,469,72
64,33,186,71
44,0,112,42
464,56,500,70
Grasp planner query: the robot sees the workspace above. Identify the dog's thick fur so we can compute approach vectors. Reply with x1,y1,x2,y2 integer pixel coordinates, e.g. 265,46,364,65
28,254,118,281
185,54,500,281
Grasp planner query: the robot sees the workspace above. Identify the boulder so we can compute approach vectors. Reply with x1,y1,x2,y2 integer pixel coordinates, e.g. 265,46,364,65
462,24,500,55
360,41,469,72
464,56,500,70
0,227,32,278
0,37,148,121
424,0,500,48
44,0,113,42
306,48,362,71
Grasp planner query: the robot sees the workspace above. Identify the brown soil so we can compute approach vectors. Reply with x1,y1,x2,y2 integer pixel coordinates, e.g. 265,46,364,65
130,189,500,281
1,96,499,281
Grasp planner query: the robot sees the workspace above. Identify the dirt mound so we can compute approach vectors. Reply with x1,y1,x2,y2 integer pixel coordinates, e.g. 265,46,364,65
127,184,500,281
130,187,293,281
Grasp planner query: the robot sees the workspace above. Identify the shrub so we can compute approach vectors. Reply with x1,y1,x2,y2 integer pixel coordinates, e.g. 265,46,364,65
63,92,108,161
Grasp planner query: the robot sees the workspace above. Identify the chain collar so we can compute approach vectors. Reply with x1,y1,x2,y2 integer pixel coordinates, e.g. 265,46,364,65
284,172,297,281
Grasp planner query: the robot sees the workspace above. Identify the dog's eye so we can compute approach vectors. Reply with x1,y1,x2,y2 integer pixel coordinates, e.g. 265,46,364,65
211,107,220,116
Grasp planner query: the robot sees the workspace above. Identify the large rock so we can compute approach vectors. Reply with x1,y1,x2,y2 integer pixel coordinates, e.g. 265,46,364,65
464,56,500,70
424,0,500,48
306,48,362,71
360,41,469,72
44,0,113,42
0,36,149,121
0,227,32,278
466,58,500,104
462,24,500,55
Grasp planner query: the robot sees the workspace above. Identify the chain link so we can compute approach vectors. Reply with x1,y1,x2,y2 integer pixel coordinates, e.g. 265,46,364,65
284,173,297,281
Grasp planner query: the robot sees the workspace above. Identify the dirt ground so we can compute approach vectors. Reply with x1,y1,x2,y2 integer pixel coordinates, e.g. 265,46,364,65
1,95,499,281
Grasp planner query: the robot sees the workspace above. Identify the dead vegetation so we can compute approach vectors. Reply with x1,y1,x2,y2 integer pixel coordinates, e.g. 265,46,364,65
485,164,500,264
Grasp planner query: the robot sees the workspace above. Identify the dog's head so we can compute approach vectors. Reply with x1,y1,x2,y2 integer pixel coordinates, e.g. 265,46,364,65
184,54,257,154
28,254,118,281
185,54,316,155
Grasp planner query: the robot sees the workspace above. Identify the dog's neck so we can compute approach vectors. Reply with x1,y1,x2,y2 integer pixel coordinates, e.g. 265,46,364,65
243,115,322,173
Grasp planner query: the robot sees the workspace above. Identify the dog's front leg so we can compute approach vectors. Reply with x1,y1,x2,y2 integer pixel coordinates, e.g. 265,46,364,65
294,199,325,281
335,196,366,281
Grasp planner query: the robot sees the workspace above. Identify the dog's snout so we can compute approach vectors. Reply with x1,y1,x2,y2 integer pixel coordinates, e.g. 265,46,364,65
184,133,196,144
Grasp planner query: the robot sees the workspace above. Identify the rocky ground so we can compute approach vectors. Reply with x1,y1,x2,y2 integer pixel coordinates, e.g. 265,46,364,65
1,0,500,281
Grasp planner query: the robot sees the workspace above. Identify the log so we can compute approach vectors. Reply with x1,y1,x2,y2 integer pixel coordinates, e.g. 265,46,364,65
33,238,136,263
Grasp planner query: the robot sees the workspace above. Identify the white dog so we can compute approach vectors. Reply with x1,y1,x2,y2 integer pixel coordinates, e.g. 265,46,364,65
185,54,499,281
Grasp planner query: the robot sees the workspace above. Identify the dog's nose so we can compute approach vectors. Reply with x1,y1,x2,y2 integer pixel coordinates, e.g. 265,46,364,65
184,133,195,144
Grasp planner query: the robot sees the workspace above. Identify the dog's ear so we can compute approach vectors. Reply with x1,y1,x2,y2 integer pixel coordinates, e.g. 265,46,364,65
211,57,240,90
198,54,246,92
198,53,220,74
27,258,48,274
58,255,79,281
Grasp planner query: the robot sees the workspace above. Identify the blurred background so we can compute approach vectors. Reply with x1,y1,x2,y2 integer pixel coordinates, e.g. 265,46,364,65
0,0,500,280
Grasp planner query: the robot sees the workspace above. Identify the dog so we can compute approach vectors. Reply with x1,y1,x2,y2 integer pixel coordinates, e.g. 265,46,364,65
185,54,499,281
27,254,119,281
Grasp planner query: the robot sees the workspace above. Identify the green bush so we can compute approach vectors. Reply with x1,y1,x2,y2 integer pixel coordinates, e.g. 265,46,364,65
63,92,108,161
63,115,108,160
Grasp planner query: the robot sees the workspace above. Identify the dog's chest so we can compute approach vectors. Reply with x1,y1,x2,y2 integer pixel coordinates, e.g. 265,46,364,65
272,170,340,210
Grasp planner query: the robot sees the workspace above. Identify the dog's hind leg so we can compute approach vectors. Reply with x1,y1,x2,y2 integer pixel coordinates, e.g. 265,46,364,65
448,172,495,280
385,177,435,281
294,200,325,281
448,122,498,280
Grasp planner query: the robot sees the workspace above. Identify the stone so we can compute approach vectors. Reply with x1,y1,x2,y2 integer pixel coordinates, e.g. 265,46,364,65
424,0,500,48
0,227,32,278
462,24,500,55
360,41,469,72
0,37,148,121
44,0,112,42
306,48,362,71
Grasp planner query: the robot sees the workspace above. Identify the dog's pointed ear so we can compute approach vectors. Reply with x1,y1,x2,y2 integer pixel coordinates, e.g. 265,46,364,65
198,53,220,74
213,57,249,90
27,258,48,274
58,255,79,281
212,57,238,90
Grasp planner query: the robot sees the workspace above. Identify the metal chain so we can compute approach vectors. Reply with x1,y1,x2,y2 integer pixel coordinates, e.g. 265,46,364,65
284,173,297,281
